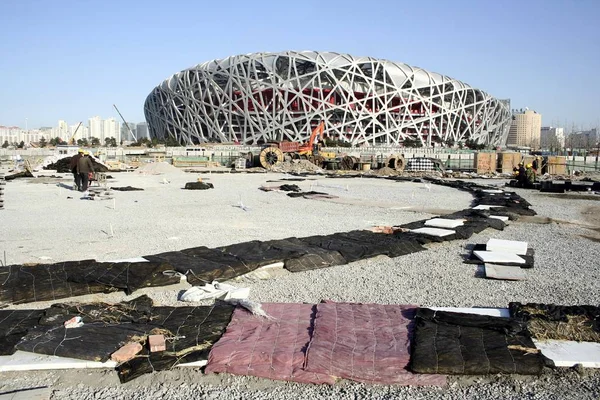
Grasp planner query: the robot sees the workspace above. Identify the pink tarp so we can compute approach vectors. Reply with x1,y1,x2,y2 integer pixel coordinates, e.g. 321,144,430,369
205,303,335,384
304,302,447,386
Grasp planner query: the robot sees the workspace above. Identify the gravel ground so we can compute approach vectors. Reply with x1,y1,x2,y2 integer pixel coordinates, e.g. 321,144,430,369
0,170,599,399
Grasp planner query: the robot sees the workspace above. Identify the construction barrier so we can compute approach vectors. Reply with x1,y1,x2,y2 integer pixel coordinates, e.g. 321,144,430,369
475,152,496,174
547,156,567,175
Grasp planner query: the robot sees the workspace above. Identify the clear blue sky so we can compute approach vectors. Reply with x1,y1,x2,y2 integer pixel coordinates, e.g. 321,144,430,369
0,0,598,130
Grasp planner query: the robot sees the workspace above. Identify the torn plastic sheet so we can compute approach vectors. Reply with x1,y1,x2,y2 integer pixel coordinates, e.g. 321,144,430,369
180,282,250,302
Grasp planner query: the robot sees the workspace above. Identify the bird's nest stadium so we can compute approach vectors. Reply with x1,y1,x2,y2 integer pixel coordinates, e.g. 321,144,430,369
144,51,511,147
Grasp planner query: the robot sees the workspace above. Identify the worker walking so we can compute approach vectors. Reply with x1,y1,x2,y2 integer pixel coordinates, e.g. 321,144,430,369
77,151,95,192
69,149,84,191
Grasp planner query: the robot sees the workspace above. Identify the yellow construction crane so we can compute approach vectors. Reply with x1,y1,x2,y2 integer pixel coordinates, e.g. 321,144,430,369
68,122,83,145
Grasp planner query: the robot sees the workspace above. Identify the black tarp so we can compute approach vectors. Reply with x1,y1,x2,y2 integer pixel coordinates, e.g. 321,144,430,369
110,186,144,191
10,296,235,381
0,309,45,355
509,302,600,342
43,157,108,173
184,182,214,190
117,302,235,382
300,230,426,263
410,308,545,375
143,246,259,285
0,261,180,304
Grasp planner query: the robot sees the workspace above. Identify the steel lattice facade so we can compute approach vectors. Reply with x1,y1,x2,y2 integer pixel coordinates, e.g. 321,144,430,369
144,51,511,146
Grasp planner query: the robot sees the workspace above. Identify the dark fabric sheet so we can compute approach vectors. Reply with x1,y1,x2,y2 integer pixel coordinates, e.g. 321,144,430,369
143,246,254,285
509,302,600,342
110,186,144,191
0,309,44,355
184,182,214,190
13,297,234,375
410,308,545,375
0,261,179,304
16,322,154,362
300,231,426,263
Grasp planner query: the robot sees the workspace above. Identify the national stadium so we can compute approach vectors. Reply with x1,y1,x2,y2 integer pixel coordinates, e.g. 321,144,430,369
144,51,511,147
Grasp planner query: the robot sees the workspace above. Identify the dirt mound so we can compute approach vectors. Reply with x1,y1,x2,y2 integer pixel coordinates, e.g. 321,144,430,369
373,166,400,176
136,162,183,175
272,160,324,173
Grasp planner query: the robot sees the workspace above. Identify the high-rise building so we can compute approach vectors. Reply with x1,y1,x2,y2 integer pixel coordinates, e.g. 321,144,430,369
506,109,542,148
540,127,565,150
136,122,148,139
103,118,120,143
57,120,69,141
89,116,103,141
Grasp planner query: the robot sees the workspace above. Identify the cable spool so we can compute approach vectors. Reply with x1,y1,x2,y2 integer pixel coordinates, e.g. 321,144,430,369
259,147,284,169
386,154,406,171
340,155,359,170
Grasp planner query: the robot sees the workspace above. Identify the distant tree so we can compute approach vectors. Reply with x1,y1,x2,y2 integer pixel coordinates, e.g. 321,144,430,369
109,137,117,147
49,137,62,146
77,138,89,147
403,137,423,148
2,140,9,148
165,136,182,147
90,137,100,146
444,138,455,147
17,141,25,149
39,137,47,148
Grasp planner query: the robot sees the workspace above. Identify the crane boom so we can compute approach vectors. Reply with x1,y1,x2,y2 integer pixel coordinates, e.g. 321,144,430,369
113,104,137,142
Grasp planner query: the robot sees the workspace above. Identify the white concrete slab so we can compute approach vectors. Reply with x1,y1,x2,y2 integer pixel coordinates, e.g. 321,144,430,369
424,218,465,229
489,215,510,222
481,189,504,194
0,387,52,400
428,307,510,318
472,205,502,210
487,238,528,255
106,257,149,263
0,351,207,372
485,264,527,280
0,351,117,372
179,359,208,367
533,340,600,368
473,251,526,264
410,227,455,237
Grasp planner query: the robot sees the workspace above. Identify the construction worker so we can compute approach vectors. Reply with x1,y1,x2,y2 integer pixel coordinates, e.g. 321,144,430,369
69,149,84,191
77,151,95,192
525,163,535,188
517,162,526,187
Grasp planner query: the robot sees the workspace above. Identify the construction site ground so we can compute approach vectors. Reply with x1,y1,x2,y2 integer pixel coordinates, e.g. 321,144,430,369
0,167,599,399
